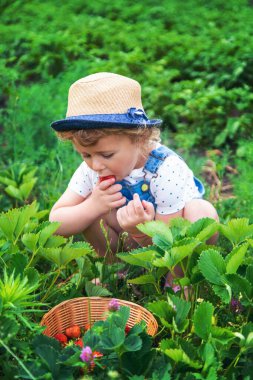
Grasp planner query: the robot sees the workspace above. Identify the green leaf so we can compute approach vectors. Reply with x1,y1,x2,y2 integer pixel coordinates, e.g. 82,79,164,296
210,326,235,345
20,179,37,199
22,232,40,251
101,326,125,350
170,238,200,267
35,345,59,377
117,250,157,269
226,273,252,298
124,334,142,352
219,218,253,245
164,348,201,369
0,175,16,187
14,202,38,240
212,283,231,303
246,265,253,286
225,243,248,274
193,301,214,341
187,218,218,241
147,300,174,326
24,268,40,287
170,295,191,326
38,222,61,246
44,235,67,248
40,241,92,267
201,342,215,372
127,274,156,285
0,316,19,342
85,281,112,297
198,249,226,285
137,220,173,244
5,185,23,200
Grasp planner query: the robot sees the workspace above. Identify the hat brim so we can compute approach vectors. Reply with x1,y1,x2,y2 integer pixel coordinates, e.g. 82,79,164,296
51,112,162,131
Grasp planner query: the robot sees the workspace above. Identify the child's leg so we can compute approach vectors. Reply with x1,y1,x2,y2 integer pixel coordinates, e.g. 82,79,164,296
83,209,139,257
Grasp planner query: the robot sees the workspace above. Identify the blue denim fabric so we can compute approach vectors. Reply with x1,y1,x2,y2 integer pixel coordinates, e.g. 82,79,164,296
51,107,162,131
116,145,205,210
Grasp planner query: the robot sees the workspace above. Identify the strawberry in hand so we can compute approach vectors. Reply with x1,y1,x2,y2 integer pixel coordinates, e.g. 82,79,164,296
99,175,116,183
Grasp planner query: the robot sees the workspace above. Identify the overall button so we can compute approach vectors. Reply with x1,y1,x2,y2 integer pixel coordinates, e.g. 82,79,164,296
141,183,149,192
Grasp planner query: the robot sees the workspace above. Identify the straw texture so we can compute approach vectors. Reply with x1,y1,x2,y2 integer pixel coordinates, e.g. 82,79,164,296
66,73,144,117
41,297,158,337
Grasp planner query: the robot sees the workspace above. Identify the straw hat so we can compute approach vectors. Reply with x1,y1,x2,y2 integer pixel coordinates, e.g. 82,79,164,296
51,72,162,131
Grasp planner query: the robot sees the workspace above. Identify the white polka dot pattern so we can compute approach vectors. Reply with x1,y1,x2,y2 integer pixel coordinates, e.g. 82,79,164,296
68,149,201,214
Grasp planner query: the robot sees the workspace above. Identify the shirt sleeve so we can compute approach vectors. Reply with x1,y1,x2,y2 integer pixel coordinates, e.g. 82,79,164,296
151,155,201,215
68,162,97,198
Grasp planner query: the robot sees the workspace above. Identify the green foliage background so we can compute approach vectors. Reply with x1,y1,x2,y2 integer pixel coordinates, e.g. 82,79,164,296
1,0,253,219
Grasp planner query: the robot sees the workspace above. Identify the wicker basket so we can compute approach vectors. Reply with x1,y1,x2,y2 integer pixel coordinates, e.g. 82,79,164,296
41,297,158,337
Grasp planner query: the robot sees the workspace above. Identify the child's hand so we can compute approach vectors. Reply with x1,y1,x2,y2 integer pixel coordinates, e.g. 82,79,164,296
116,193,155,234
90,177,126,214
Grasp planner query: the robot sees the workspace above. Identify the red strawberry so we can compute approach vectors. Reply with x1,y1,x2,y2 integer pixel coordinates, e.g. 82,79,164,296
99,175,116,183
54,333,68,345
74,338,84,348
125,325,131,334
65,325,81,339
84,323,91,331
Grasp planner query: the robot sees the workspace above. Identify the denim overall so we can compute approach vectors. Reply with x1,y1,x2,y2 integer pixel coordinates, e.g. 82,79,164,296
117,145,205,210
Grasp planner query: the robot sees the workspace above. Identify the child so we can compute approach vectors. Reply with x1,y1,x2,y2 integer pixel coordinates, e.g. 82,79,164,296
49,72,218,258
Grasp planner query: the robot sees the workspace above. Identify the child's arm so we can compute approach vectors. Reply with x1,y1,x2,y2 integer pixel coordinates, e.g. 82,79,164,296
49,178,125,236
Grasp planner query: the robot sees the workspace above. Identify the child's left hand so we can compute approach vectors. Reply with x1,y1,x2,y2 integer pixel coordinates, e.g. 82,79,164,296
116,193,155,235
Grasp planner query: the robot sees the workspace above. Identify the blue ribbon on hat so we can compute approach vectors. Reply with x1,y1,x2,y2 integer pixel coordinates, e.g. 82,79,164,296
127,108,149,122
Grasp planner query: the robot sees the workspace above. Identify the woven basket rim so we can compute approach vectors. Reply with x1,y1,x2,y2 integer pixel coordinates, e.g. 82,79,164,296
40,296,158,336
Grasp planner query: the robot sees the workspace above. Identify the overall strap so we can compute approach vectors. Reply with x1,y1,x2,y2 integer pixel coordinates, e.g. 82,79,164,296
144,145,177,175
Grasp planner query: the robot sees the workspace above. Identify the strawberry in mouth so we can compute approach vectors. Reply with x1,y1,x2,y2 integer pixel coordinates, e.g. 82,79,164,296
99,175,116,183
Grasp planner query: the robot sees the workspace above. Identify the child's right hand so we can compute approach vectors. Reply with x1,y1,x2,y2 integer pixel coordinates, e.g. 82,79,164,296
90,177,126,214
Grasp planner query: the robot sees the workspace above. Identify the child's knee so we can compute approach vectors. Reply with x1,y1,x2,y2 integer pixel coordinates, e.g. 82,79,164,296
183,199,219,223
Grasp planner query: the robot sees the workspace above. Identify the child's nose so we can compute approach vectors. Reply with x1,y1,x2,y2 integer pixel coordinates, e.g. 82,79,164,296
91,158,105,171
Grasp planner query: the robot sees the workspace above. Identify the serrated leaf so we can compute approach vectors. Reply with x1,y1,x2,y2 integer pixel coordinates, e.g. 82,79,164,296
147,300,174,322
226,273,252,298
171,238,200,267
198,249,226,285
212,283,231,303
117,250,157,269
225,243,248,274
137,221,173,244
22,232,40,251
35,345,59,376
193,301,214,340
0,316,19,341
24,268,40,287
14,202,38,240
8,253,28,275
127,274,156,285
20,179,37,199
44,235,67,248
164,348,201,368
85,281,111,297
170,295,191,325
38,222,61,246
101,326,125,350
187,218,218,241
0,175,16,187
5,185,22,200
211,326,235,345
246,265,253,286
124,334,142,352
219,218,253,245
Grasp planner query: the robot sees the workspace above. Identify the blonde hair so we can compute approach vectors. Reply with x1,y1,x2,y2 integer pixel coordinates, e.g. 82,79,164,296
57,127,161,155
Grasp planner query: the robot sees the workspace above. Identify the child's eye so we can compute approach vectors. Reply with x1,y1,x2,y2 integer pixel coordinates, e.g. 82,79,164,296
81,154,90,159
102,153,114,159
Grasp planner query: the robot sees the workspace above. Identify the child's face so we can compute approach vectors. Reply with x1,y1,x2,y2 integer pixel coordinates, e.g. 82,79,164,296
74,134,145,180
